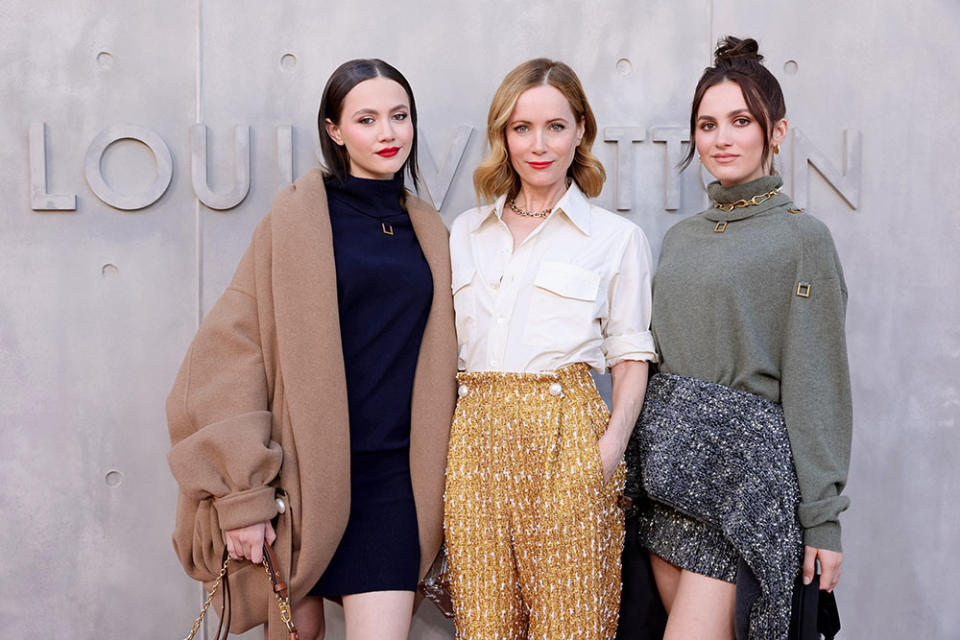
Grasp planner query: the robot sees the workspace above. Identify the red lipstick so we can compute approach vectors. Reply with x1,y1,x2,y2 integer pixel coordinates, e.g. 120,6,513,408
528,161,553,170
377,147,400,158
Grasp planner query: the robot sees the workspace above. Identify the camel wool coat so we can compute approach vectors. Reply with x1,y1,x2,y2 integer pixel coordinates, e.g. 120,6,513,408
167,169,457,636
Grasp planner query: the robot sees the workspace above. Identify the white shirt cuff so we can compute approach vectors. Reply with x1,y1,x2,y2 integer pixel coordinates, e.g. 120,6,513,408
603,331,658,368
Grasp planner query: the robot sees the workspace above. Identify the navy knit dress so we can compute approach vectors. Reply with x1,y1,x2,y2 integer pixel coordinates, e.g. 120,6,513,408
309,174,433,597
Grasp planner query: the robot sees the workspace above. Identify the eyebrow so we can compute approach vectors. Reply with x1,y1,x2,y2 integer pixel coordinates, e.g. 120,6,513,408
697,109,750,121
509,116,571,125
351,104,409,118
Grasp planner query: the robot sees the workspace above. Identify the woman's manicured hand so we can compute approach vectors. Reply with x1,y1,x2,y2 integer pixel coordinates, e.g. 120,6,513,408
224,520,276,564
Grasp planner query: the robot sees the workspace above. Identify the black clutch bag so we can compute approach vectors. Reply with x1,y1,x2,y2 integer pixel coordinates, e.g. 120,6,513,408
789,572,841,640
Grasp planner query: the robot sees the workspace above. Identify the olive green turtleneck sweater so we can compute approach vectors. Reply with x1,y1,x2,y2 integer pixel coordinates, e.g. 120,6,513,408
652,175,852,551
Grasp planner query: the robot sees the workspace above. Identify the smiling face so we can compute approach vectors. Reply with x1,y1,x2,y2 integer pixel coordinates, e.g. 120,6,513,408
324,76,414,180
695,80,786,186
505,84,585,194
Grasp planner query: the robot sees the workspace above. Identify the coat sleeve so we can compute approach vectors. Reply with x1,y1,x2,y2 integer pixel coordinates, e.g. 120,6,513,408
780,216,852,552
167,219,282,541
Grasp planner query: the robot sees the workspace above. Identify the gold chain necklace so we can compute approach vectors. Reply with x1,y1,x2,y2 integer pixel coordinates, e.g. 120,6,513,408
508,198,552,218
713,187,781,213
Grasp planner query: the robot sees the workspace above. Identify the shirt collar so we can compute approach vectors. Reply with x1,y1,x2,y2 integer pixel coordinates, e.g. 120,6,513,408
469,182,592,235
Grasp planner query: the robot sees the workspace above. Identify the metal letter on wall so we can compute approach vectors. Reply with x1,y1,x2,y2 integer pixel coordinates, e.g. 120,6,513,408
190,124,251,210
790,128,861,210
276,125,293,190
651,126,689,211
84,124,173,211
603,127,646,211
29,122,77,211
419,126,473,210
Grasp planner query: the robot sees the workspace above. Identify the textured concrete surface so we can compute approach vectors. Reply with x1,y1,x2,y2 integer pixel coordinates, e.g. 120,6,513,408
1,1,958,638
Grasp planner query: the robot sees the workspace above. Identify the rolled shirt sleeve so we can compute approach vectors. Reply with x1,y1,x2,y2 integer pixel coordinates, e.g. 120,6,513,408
602,226,658,368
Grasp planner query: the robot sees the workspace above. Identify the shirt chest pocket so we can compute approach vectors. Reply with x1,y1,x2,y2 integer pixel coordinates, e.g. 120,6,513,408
451,267,478,345
524,261,601,347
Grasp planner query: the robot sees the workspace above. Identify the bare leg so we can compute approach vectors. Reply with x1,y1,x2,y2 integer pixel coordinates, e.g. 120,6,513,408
663,569,736,640
342,591,415,640
649,552,682,614
290,595,326,640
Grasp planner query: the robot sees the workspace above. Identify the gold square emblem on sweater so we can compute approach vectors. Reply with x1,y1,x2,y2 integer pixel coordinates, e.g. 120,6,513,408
796,282,812,297
714,221,727,233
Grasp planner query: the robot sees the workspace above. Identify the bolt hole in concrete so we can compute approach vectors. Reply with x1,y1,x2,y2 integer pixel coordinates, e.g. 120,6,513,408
105,470,123,487
101,263,119,278
281,53,297,71
784,60,798,75
616,58,632,75
96,51,114,69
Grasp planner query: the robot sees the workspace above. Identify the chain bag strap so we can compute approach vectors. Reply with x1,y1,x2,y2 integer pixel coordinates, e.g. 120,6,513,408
262,543,300,639
182,544,301,640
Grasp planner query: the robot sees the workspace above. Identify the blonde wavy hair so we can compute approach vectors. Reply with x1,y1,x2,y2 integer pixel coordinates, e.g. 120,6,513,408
474,58,606,203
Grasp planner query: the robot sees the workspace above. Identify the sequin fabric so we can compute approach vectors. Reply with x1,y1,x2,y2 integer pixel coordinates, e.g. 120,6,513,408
625,373,803,640
635,499,738,583
444,363,624,640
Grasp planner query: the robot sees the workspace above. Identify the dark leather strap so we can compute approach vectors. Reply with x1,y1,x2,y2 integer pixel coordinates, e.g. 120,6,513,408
263,543,289,597
215,548,231,640
219,558,232,640
262,543,300,640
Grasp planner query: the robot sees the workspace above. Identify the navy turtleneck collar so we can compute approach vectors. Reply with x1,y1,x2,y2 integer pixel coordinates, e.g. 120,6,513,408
325,173,406,219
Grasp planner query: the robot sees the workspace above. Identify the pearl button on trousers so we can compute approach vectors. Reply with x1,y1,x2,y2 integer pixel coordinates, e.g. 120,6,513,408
444,363,624,640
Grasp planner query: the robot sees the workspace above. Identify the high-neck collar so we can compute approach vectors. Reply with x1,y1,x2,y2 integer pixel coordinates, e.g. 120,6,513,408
326,173,406,219
703,175,790,222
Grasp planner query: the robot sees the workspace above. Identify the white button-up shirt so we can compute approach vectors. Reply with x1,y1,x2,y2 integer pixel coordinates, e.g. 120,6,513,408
449,183,657,373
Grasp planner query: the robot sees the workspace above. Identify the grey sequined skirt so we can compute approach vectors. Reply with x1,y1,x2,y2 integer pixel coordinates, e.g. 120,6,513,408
636,499,739,583
625,373,804,640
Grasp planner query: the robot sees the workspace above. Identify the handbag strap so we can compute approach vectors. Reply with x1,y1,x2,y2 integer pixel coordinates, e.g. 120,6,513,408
262,543,301,640
182,552,230,640
182,544,300,640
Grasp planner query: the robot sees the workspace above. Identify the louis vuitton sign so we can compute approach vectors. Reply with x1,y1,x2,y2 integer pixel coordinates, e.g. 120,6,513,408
28,121,860,213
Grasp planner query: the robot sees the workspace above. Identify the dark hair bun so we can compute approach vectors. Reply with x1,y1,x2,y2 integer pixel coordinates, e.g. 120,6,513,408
715,36,763,64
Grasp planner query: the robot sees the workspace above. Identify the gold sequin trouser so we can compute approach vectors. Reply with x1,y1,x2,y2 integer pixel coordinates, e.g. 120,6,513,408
444,363,625,640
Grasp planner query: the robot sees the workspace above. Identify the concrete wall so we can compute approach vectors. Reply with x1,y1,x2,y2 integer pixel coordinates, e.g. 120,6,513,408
1,1,957,637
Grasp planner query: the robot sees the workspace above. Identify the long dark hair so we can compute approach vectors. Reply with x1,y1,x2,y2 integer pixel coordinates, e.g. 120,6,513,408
317,58,421,189
680,36,786,171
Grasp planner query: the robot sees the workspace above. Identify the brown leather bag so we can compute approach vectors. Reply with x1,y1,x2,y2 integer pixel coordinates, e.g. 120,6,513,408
181,544,301,640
